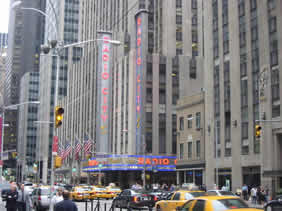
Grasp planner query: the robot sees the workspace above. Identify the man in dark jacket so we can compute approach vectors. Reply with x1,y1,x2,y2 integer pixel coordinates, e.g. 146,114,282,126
54,190,78,211
6,184,18,211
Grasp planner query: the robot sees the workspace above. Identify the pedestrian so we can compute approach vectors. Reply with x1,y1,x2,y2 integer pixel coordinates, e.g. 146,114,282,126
50,188,64,211
16,184,26,211
25,192,33,211
257,186,262,205
250,186,257,204
5,184,18,211
242,184,248,200
54,190,78,211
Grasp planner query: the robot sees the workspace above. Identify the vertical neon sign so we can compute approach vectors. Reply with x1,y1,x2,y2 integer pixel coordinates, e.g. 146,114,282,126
96,32,112,153
136,15,143,154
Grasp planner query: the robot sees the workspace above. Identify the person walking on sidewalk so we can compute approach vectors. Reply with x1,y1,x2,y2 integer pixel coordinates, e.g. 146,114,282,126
17,184,26,211
250,186,257,204
50,188,64,211
5,184,18,211
54,190,78,211
242,184,248,201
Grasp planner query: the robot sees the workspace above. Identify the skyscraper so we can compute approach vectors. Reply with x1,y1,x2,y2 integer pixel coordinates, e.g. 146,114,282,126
57,0,205,185
17,72,39,181
38,0,80,183
204,0,282,195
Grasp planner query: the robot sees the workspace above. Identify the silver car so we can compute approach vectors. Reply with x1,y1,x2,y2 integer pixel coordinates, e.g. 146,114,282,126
31,187,51,211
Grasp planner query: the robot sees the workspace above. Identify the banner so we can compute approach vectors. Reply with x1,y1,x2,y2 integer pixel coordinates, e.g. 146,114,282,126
96,31,112,153
52,136,59,153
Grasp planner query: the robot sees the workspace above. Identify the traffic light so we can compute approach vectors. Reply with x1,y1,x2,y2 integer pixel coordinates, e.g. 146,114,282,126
55,106,64,128
54,156,62,168
11,152,17,159
255,125,262,138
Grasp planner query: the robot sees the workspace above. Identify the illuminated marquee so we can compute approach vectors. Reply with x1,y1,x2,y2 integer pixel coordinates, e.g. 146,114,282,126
136,14,143,154
83,155,177,172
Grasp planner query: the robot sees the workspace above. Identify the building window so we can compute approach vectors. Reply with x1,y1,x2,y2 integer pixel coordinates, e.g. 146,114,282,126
196,140,200,157
180,117,184,130
176,15,182,24
269,17,277,33
187,114,192,128
180,143,184,159
196,112,201,129
188,142,192,158
242,122,248,139
191,0,197,9
176,0,182,8
271,68,280,102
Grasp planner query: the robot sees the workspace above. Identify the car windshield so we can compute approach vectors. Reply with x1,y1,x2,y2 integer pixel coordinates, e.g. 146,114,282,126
77,187,91,192
219,191,235,196
41,189,51,195
95,188,106,191
212,198,249,210
110,188,121,191
190,192,206,197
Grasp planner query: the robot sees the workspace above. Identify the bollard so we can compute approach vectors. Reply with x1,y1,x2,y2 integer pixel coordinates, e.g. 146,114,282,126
85,200,88,211
104,203,107,211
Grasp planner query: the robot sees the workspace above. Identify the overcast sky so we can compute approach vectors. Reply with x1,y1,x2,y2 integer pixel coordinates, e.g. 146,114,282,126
0,0,10,33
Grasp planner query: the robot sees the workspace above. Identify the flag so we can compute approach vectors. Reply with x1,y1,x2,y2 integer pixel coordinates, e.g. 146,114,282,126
84,134,92,155
62,142,71,160
58,143,64,157
74,139,82,160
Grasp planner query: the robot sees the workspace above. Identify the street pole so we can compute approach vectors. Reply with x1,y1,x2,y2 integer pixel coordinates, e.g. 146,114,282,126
215,120,219,189
143,135,146,189
0,111,5,183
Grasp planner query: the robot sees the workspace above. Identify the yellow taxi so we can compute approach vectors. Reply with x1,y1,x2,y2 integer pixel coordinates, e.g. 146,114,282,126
98,186,121,199
70,186,92,201
155,190,206,211
176,196,261,211
89,186,107,199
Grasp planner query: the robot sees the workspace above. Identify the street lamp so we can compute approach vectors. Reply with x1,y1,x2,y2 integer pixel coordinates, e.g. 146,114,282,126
123,129,147,188
33,121,54,183
11,0,58,41
1,101,40,183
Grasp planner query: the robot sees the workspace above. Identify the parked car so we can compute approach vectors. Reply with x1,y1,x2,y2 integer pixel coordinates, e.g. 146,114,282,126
31,186,51,211
207,190,236,196
112,189,156,210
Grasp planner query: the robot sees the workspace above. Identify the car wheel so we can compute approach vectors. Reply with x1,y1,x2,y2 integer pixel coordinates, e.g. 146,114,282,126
156,205,162,211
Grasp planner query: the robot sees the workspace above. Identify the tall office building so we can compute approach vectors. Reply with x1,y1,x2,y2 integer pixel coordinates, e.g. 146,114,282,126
57,0,206,185
38,0,80,183
204,0,282,195
5,0,45,181
6,0,45,105
17,72,39,181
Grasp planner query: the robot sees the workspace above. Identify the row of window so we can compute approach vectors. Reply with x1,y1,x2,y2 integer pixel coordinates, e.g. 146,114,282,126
179,140,201,159
179,112,201,130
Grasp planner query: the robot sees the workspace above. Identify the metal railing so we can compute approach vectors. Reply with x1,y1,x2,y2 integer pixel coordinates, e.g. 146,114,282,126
83,198,153,211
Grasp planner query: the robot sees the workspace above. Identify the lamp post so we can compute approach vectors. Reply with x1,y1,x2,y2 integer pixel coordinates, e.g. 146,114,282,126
0,101,40,183
33,121,54,183
13,0,121,187
123,129,146,188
